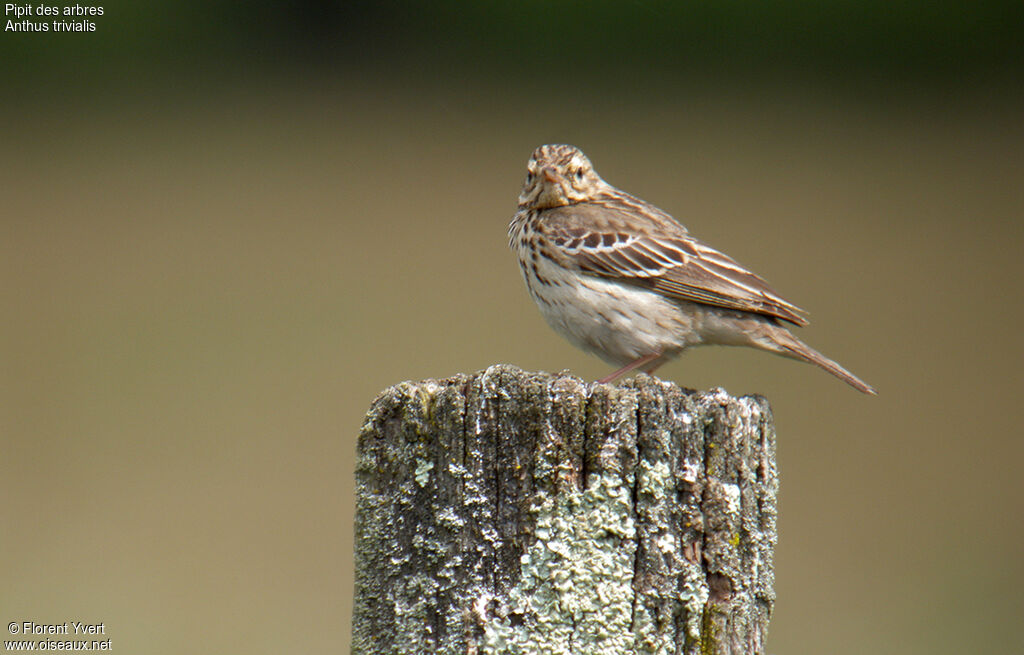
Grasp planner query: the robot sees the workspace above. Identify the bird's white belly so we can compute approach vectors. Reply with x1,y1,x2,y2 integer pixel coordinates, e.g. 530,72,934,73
522,256,696,366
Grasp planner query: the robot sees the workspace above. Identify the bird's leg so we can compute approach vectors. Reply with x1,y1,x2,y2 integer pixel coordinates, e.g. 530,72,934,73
597,352,662,384
642,359,666,375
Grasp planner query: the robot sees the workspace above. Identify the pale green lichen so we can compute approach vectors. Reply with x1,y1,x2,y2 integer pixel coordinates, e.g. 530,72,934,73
632,450,709,653
483,471,637,654
392,574,442,653
720,482,741,516
414,459,434,487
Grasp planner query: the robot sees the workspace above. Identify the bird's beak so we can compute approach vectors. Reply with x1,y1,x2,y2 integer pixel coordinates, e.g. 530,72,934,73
541,167,559,183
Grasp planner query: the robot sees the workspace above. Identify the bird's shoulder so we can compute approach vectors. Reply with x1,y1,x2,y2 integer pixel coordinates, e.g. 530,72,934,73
536,191,686,240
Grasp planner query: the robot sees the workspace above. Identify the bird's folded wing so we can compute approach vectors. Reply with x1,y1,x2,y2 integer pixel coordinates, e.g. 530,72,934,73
540,202,809,326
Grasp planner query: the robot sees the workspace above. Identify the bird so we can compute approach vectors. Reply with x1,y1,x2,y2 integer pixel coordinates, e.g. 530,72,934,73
507,144,875,394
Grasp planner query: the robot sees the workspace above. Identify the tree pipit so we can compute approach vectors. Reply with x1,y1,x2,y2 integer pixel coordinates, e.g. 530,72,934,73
508,144,875,394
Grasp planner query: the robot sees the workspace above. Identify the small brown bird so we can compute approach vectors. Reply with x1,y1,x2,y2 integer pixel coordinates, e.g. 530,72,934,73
508,144,875,394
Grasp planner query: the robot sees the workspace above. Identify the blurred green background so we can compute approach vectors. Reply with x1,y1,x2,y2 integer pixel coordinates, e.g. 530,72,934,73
3,1,1023,653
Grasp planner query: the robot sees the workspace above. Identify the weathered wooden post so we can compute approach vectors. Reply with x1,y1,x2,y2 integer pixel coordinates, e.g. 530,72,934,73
353,365,777,654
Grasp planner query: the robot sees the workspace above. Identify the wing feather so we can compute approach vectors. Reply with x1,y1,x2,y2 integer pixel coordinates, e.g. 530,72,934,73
536,197,809,326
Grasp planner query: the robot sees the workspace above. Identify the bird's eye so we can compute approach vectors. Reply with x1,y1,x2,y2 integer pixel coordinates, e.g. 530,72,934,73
575,168,584,181
526,172,534,183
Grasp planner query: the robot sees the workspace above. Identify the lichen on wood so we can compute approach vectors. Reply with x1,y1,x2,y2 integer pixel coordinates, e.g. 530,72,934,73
353,365,777,655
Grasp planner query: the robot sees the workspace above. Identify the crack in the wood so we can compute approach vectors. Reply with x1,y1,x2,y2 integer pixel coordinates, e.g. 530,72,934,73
579,387,591,493
457,378,481,647
628,389,643,638
491,372,502,606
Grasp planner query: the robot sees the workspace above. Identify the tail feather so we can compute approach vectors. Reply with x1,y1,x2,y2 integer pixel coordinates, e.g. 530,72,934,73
762,327,876,395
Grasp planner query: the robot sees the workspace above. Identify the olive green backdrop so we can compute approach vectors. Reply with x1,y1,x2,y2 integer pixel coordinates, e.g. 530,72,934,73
3,2,1022,653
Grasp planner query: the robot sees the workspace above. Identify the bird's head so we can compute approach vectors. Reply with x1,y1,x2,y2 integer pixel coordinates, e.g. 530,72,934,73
518,144,604,209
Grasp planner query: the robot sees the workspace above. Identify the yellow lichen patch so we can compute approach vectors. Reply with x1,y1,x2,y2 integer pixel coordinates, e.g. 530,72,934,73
700,605,721,655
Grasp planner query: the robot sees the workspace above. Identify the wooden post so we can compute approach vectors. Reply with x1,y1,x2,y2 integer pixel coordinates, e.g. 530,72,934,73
353,365,777,655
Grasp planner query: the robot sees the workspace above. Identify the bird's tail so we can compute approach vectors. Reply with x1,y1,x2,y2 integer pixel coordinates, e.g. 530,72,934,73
758,325,877,395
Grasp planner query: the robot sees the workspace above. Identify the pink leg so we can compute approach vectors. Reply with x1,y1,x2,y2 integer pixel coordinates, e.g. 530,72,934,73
643,359,665,375
598,352,662,384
